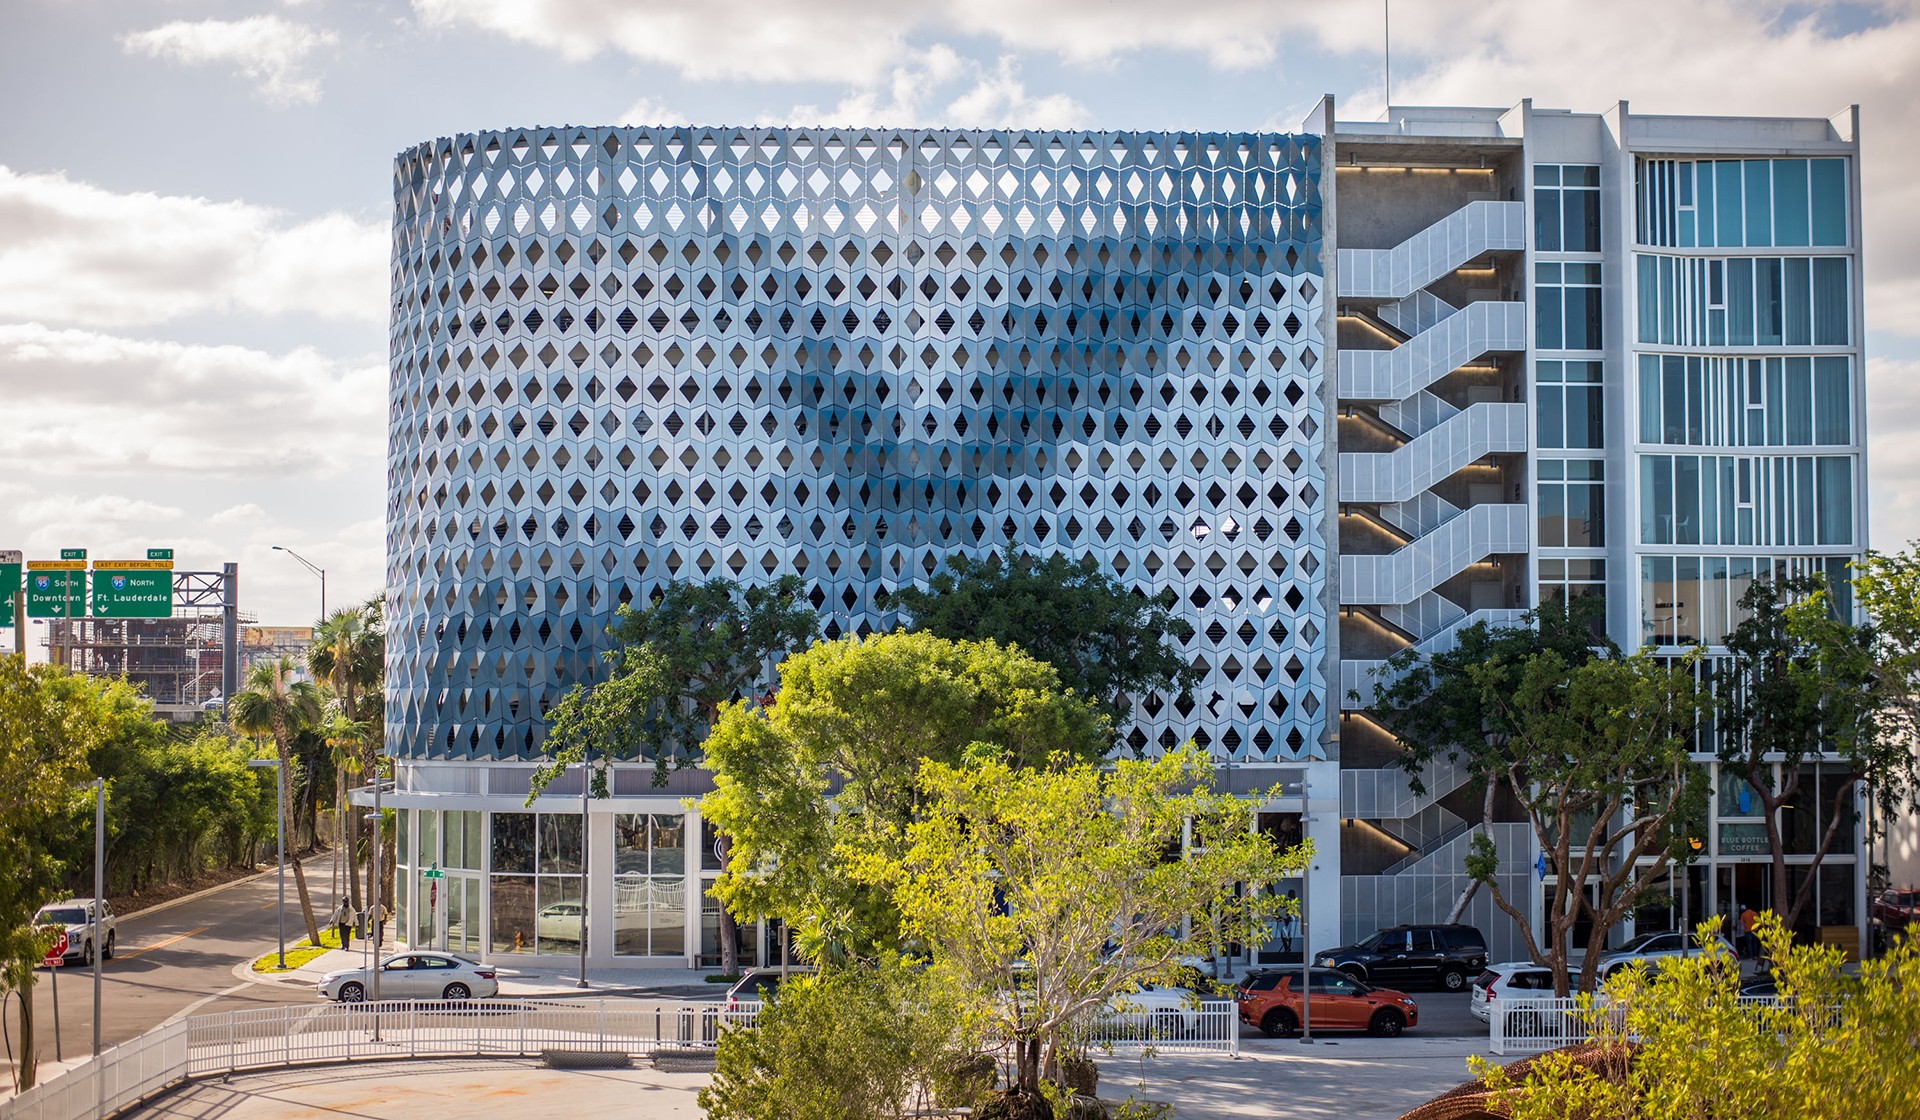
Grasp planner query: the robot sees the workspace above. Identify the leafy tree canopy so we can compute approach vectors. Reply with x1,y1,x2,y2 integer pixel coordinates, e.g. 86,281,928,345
893,548,1197,728
698,630,1109,960
606,575,817,743
874,745,1305,1093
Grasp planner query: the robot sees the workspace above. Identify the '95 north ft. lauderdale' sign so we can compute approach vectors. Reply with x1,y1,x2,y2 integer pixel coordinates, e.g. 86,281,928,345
92,560,174,619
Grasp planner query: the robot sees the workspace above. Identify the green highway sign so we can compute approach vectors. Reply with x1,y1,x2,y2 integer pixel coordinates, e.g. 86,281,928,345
92,568,172,618
146,548,173,561
0,550,20,627
59,548,86,561
25,567,86,618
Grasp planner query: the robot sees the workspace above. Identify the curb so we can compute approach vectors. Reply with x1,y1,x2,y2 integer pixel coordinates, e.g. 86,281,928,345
118,865,279,924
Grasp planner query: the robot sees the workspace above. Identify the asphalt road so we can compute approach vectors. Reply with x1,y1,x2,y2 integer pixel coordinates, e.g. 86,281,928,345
6,871,319,1077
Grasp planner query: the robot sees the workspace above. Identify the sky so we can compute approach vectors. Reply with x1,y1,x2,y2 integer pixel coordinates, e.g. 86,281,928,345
1,0,1917,631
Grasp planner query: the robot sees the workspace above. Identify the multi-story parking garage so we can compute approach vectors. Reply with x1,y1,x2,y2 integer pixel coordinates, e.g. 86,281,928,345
376,98,1868,969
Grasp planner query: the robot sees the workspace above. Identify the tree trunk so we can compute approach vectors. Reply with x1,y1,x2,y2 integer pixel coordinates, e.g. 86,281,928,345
343,775,363,913
290,854,323,948
14,969,35,1092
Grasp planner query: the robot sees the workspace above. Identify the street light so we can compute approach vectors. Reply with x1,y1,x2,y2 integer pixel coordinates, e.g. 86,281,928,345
1288,773,1316,1045
270,546,326,621
248,759,286,969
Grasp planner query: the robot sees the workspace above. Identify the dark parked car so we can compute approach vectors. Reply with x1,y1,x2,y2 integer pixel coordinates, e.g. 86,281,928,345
1315,925,1488,992
724,967,813,1010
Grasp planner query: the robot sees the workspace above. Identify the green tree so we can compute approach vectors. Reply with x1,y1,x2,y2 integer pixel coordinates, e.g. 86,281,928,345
310,602,385,912
1455,650,1708,995
700,958,971,1120
893,547,1197,729
605,575,817,756
698,631,1109,964
230,657,325,947
1717,576,1889,933
879,745,1304,1096
0,657,96,1091
1471,913,1920,1118
528,645,675,797
1853,543,1920,743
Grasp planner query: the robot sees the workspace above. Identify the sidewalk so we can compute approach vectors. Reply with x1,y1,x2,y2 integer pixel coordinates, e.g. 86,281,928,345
240,944,731,1001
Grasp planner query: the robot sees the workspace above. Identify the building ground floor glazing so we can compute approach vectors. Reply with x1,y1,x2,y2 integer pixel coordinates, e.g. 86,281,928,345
367,756,1871,970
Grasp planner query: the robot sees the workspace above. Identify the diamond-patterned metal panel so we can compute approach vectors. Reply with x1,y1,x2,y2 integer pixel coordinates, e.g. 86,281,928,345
386,127,1328,763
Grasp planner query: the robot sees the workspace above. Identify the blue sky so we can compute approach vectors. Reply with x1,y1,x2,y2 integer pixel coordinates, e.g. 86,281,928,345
1,0,1915,627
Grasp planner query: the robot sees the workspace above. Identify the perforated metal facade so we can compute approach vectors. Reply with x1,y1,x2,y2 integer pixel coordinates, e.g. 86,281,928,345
386,127,1331,763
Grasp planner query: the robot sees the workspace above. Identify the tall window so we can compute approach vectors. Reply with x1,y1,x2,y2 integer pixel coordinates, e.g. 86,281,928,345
1636,157,1848,249
1536,165,1602,252
1536,262,1603,350
1634,254,1850,347
1639,454,1853,547
613,814,686,956
1538,460,1605,547
1536,360,1604,449
1637,355,1851,447
489,812,582,955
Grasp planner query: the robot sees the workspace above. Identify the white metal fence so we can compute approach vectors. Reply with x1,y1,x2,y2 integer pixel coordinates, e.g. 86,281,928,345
1487,995,1784,1054
1,997,1239,1120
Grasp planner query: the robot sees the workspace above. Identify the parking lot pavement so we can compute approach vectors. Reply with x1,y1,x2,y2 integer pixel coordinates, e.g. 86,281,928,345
133,1059,708,1119
1109,1038,1495,1120
126,1043,1495,1120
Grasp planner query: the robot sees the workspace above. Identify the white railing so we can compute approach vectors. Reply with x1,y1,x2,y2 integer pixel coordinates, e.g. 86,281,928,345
1,1020,187,1120
1340,402,1527,504
1337,200,1527,301
1339,504,1528,607
1339,301,1527,402
0,998,1238,1120
1487,994,1785,1055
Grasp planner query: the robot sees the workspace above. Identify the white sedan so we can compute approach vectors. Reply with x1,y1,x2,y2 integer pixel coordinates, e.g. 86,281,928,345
317,953,499,1002
1108,983,1203,1033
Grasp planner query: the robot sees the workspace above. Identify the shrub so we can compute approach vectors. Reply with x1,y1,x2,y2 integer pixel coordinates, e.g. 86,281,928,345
698,959,972,1120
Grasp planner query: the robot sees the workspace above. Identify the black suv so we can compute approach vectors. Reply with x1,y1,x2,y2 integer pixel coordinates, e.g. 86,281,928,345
1314,925,1488,992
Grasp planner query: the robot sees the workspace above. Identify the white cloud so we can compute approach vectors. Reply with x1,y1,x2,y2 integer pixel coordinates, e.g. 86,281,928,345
410,0,1305,83
775,50,1087,129
0,166,387,327
210,503,271,526
616,97,681,127
121,16,340,106
1867,356,1920,551
0,324,385,478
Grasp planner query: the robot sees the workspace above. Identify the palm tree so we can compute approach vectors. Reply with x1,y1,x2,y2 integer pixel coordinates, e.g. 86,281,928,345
309,604,385,921
231,657,325,948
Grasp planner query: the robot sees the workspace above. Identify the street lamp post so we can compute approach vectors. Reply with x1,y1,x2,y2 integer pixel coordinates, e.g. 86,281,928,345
1294,773,1314,1045
270,546,326,621
247,759,286,969
91,778,103,1063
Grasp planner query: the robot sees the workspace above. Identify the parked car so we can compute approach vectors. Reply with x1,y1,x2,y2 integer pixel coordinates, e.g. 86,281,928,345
1235,966,1419,1037
1594,929,1736,980
1872,889,1919,935
1108,983,1202,1033
317,953,497,1002
1468,961,1556,1023
1314,925,1488,991
724,967,814,1010
35,899,116,965
535,901,585,943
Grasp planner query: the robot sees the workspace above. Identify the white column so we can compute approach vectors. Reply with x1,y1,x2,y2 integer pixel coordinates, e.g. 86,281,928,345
1303,757,1342,957
683,807,702,969
587,808,616,969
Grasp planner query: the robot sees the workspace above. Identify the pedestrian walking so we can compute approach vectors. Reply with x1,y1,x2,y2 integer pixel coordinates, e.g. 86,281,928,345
328,898,352,950
1739,904,1760,959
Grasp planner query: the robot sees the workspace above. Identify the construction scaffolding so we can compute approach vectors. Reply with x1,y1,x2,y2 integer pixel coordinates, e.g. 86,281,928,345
40,563,248,722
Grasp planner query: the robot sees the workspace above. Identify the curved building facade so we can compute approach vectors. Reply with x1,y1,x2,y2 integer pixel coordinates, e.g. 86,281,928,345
386,126,1333,765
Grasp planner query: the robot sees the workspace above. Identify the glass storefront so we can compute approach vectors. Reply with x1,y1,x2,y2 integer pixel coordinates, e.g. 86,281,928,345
491,811,585,954
614,814,686,956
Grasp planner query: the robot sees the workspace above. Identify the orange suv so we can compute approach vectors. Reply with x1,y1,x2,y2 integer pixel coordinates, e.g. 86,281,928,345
1235,966,1420,1037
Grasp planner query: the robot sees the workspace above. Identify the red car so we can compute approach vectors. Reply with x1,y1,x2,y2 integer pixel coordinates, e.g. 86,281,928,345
1235,966,1420,1037
1874,889,1919,934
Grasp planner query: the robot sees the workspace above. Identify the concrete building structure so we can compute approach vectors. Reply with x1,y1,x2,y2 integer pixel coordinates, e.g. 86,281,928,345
377,99,1869,970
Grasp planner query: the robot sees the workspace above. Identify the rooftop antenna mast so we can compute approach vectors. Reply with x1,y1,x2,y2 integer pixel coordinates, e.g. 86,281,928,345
1383,0,1392,119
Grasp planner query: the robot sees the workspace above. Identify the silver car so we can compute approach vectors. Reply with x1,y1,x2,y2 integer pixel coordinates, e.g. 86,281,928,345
317,952,498,1002
35,899,116,965
1595,930,1736,981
